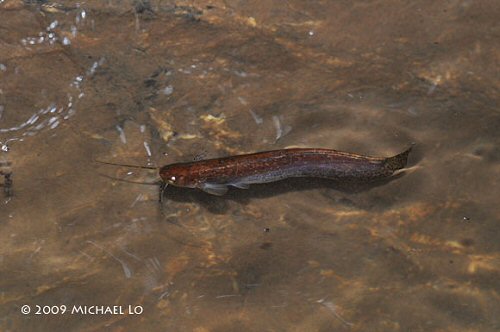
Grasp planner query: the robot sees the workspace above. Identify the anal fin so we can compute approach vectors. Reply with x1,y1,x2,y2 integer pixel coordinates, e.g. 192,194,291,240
230,182,250,189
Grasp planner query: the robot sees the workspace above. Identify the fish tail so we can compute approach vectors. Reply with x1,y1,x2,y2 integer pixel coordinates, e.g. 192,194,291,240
384,144,414,171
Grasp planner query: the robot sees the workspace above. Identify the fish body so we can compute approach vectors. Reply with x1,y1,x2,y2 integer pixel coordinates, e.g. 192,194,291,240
160,147,412,195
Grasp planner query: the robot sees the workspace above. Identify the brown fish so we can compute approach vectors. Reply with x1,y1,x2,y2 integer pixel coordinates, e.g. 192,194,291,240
159,146,412,195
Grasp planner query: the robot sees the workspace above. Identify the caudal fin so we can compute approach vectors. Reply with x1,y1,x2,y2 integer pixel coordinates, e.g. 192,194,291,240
385,144,414,171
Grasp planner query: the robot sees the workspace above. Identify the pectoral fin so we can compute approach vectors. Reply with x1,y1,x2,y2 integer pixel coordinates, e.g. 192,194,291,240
200,183,229,196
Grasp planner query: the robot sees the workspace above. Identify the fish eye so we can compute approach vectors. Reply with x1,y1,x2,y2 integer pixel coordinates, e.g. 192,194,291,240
166,174,184,185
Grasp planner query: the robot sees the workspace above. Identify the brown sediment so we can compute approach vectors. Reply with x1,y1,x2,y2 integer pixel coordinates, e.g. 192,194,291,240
0,161,13,197
160,146,413,195
0,171,12,197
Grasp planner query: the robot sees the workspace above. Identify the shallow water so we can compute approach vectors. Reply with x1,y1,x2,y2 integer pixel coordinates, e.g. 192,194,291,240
1,1,499,331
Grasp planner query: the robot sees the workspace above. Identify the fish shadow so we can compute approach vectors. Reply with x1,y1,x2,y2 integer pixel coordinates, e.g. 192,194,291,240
161,171,408,215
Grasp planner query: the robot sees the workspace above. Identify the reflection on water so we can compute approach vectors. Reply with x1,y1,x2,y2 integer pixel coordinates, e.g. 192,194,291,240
1,0,499,331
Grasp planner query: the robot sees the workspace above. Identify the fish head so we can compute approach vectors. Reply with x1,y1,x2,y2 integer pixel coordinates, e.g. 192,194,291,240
159,163,196,188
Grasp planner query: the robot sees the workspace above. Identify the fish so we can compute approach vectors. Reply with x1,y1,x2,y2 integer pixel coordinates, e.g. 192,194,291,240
159,146,413,195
